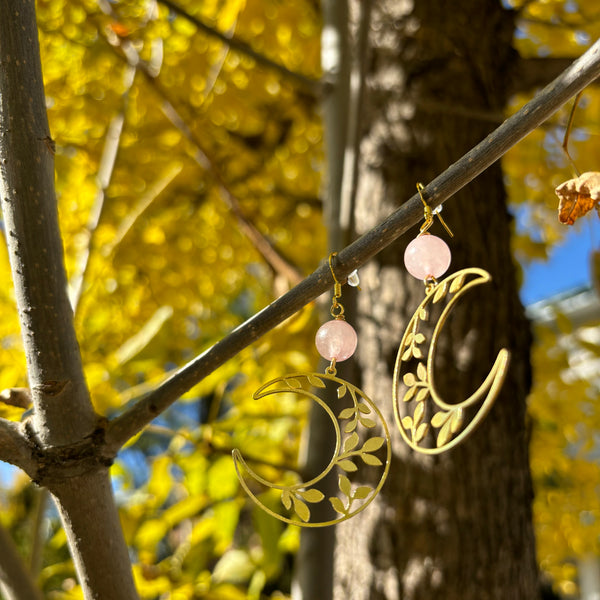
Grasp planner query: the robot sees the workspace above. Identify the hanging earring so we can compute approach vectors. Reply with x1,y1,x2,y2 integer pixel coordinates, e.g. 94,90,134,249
233,253,391,527
393,184,511,453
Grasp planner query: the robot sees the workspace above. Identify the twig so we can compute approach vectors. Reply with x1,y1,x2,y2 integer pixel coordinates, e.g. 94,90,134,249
561,90,583,176
157,0,322,95
102,39,600,454
100,26,304,286
0,522,44,600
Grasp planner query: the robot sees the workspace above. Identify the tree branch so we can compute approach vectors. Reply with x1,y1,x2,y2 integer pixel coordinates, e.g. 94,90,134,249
157,0,322,95
0,419,36,474
0,0,97,447
0,522,44,600
104,39,600,454
99,23,304,286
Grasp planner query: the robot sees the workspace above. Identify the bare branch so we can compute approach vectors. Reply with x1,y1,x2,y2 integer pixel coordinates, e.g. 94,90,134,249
103,39,600,454
157,0,322,95
99,24,304,286
0,419,36,475
0,523,44,600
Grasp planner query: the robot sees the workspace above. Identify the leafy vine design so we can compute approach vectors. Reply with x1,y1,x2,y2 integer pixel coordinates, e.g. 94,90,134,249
233,372,391,527
393,268,510,455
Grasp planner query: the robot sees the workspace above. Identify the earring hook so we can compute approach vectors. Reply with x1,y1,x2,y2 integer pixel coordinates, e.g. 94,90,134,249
416,183,454,237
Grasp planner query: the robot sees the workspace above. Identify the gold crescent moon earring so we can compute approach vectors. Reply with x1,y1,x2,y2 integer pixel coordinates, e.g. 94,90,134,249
393,184,511,453
233,253,391,527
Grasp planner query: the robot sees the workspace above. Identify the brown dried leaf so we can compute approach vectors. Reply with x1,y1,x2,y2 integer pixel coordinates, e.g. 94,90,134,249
555,171,600,225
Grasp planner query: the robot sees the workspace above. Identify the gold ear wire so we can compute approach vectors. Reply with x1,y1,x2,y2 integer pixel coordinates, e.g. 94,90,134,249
416,183,454,238
328,252,344,319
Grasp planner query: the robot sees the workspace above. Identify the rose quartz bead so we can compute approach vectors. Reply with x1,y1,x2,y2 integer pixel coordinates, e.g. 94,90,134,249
404,234,451,280
315,319,358,362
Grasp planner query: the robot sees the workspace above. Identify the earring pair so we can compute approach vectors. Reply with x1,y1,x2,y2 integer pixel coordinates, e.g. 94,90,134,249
234,184,510,526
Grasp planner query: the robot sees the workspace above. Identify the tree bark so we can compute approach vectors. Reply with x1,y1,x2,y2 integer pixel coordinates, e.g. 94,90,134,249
334,2,539,599
0,2,138,598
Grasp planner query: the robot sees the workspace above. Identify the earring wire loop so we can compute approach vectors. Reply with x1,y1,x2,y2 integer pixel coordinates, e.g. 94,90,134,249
416,183,454,238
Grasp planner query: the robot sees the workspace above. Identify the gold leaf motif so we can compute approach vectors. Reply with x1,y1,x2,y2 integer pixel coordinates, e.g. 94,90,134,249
337,384,347,399
339,474,352,498
359,417,376,428
338,407,355,420
343,432,359,452
401,347,413,361
413,401,425,427
430,410,450,428
361,437,385,453
281,490,292,511
403,386,417,403
450,408,464,434
415,387,429,403
338,459,358,472
361,453,383,466
353,486,372,500
436,419,453,447
401,416,413,429
292,496,310,522
449,273,466,293
357,403,371,414
300,489,325,503
307,375,326,388
416,362,427,381
330,496,347,515
432,282,448,304
286,378,301,389
403,373,417,386
414,423,429,443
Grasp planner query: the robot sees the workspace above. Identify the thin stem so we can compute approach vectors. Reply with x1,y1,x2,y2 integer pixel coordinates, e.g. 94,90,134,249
103,38,600,454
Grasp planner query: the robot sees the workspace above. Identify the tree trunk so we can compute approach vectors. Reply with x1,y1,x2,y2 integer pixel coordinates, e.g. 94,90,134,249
333,2,539,599
0,2,138,598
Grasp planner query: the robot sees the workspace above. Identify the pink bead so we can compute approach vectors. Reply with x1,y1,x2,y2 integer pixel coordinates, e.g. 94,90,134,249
315,319,357,362
404,234,451,280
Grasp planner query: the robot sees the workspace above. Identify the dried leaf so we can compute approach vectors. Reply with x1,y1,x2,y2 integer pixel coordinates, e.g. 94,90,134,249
556,171,600,225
